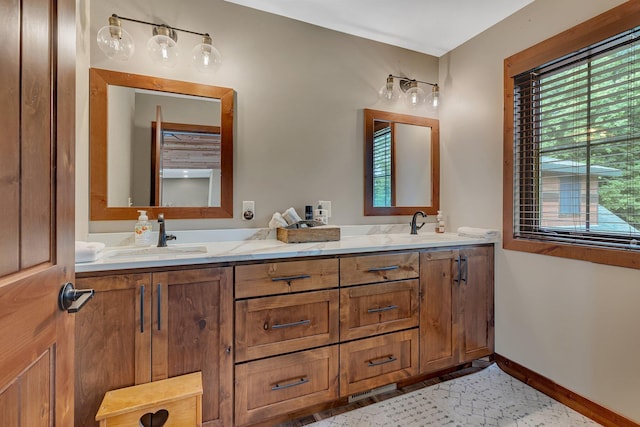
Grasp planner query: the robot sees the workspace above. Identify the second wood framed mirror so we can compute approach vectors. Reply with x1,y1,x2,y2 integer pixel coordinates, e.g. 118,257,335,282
364,109,440,216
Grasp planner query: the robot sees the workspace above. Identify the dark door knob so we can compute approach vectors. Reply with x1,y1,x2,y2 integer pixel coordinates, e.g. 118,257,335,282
58,282,95,313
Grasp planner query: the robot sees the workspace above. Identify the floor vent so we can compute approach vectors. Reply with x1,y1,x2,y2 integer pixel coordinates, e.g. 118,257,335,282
348,383,397,403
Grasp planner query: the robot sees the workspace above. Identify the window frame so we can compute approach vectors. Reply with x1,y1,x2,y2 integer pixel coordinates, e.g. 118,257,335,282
503,1,640,270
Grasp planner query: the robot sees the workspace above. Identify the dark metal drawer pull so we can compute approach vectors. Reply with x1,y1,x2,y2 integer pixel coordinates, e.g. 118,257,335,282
140,285,145,333
367,305,399,314
367,265,399,272
270,319,311,329
157,284,162,331
368,356,397,367
461,255,468,284
271,274,311,283
271,377,310,391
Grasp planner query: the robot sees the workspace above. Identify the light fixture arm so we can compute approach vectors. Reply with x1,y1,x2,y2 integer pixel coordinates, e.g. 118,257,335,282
380,74,440,108
110,14,210,39
387,74,439,92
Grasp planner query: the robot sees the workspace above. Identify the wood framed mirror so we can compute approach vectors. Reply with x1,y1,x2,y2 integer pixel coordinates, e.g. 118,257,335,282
364,109,440,216
89,68,234,220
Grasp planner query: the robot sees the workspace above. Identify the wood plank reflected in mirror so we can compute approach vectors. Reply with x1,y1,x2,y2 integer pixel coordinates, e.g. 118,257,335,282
151,122,222,207
89,68,234,220
364,109,440,216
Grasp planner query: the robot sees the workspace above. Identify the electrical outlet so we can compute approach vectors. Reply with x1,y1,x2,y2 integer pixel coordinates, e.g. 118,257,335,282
318,200,332,218
242,201,255,220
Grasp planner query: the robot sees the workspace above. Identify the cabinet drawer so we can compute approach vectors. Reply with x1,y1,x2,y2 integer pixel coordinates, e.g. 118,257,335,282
235,290,339,362
339,329,418,397
235,259,339,298
340,280,419,341
235,346,339,426
340,252,419,286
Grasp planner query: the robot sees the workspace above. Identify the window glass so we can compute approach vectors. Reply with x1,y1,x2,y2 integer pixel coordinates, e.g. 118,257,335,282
512,26,640,249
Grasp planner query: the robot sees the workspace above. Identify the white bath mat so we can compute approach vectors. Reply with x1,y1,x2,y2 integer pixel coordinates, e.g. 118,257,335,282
309,364,600,426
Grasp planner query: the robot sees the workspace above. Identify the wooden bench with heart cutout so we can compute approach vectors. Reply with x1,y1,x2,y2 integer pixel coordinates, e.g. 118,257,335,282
95,372,203,427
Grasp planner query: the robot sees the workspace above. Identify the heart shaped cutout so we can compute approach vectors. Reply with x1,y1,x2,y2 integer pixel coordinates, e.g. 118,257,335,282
139,409,169,427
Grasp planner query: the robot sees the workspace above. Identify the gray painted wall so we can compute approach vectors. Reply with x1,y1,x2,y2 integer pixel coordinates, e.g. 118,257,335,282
439,0,639,421
78,0,439,233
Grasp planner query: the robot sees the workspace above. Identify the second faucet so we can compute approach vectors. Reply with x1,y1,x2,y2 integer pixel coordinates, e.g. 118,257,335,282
410,211,427,235
157,213,177,247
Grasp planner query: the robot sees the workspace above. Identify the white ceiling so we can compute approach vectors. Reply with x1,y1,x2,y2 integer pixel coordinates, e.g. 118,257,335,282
224,0,534,57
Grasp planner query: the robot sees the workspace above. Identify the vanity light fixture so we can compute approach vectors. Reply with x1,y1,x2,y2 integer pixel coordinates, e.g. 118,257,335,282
97,14,222,72
379,74,440,108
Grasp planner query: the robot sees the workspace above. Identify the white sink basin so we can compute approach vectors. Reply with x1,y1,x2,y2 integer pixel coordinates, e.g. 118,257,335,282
105,245,208,259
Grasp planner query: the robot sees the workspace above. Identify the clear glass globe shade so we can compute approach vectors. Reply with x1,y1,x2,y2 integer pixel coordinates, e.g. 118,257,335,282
147,34,178,68
429,90,441,108
378,84,399,103
191,43,222,73
96,25,135,61
405,86,426,108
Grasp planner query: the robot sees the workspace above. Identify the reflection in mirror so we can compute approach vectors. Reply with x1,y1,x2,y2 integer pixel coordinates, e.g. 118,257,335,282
364,109,439,216
90,68,234,220
151,121,222,207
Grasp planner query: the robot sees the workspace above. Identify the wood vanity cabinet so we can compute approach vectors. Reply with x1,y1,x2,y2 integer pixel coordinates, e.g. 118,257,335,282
419,246,494,374
338,252,420,397
234,259,340,426
74,267,233,427
75,243,494,426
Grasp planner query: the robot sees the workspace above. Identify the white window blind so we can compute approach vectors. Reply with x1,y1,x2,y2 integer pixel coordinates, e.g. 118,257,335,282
373,126,392,207
512,26,640,250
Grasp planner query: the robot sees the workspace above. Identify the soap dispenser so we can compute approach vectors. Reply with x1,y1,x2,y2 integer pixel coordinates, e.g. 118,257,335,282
134,210,153,246
436,210,445,234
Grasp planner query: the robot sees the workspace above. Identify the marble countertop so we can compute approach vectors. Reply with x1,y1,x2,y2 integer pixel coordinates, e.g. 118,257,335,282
76,225,499,273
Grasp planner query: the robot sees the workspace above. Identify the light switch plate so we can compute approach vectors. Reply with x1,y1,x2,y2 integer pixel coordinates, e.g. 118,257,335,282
318,200,331,217
242,201,255,220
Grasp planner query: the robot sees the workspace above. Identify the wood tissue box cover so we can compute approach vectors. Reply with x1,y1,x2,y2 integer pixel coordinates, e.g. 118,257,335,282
277,226,340,243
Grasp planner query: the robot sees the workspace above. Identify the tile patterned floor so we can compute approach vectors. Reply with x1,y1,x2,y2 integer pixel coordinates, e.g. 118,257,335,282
305,364,600,427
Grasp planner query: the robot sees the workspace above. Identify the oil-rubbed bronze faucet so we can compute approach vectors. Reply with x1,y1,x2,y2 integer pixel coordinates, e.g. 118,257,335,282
157,213,177,247
410,211,427,235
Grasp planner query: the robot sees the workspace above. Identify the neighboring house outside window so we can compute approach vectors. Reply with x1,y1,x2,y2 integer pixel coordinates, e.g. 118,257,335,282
539,157,623,229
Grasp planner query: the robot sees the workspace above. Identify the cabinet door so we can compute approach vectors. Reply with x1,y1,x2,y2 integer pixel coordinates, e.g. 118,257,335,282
458,246,494,363
74,274,151,427
152,267,233,427
419,250,458,373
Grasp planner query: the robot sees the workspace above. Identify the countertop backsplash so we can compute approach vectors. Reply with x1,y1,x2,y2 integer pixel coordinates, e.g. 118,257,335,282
86,223,430,248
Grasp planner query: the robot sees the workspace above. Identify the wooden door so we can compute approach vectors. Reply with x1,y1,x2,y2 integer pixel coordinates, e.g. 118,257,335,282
152,267,233,426
0,0,76,425
74,274,152,426
419,250,458,373
458,246,495,363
